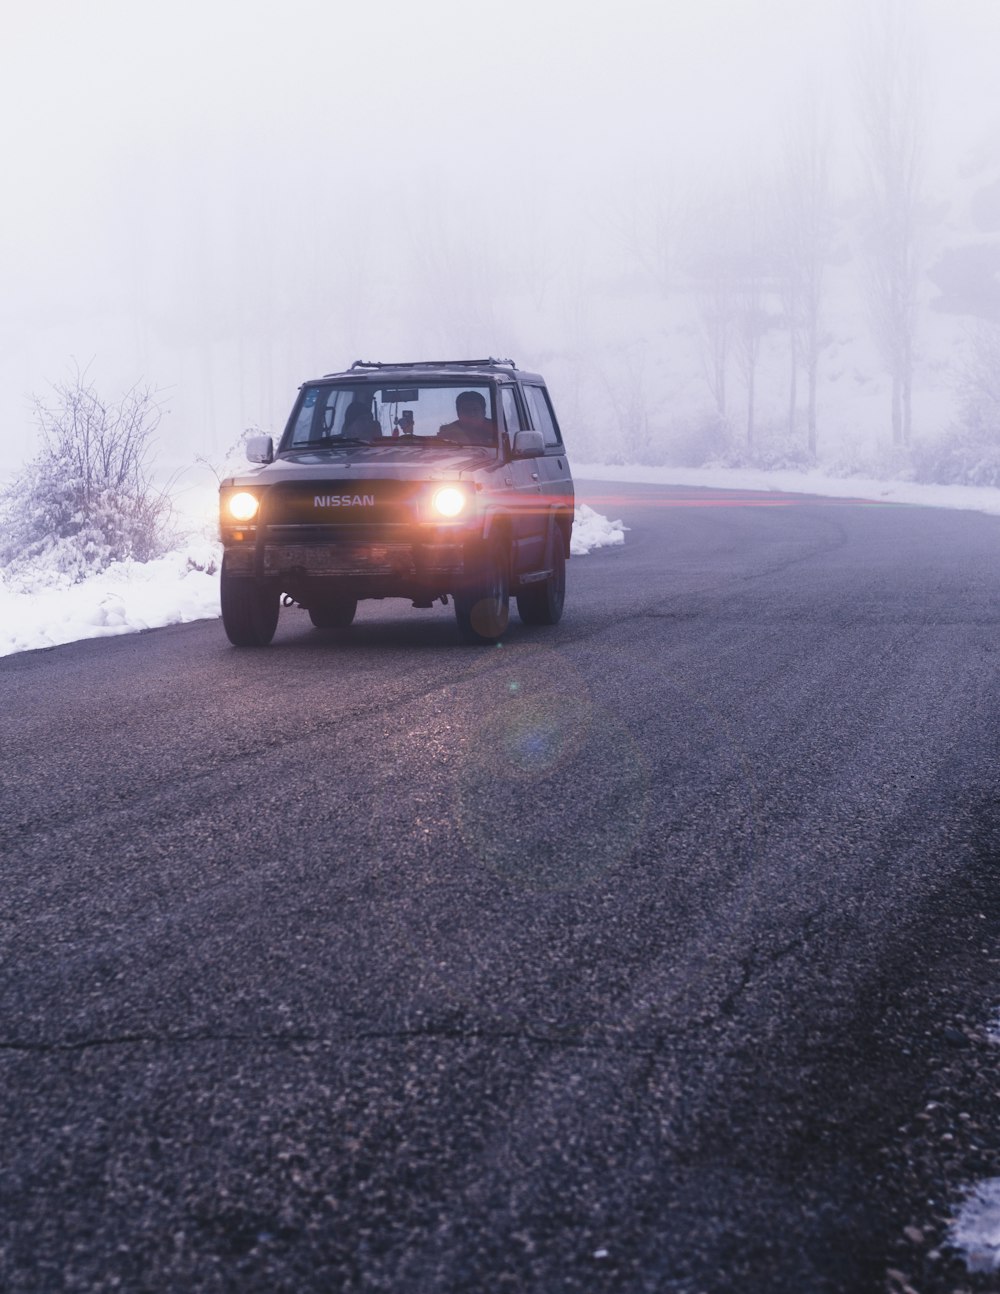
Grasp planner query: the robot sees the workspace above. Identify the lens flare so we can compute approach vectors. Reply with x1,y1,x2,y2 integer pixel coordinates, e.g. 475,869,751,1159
451,645,650,892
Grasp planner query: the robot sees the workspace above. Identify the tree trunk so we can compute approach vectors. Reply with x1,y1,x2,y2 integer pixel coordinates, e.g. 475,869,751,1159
891,374,903,446
788,332,798,438
902,370,912,446
715,347,727,418
902,336,913,445
807,358,818,456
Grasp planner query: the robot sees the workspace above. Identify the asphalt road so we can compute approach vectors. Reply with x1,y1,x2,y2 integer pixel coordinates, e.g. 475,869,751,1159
3,480,1000,1294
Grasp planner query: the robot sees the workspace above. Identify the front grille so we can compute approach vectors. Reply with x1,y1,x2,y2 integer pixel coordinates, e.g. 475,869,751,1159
263,480,417,527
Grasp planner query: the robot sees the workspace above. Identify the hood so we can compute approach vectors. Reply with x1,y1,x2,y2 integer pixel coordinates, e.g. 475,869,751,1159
222,442,498,489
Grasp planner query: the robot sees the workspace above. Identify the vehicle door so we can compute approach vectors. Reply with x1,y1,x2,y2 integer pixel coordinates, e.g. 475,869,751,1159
520,382,572,507
499,382,546,574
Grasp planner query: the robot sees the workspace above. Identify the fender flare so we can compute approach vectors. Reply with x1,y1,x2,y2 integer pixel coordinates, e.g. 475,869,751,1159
480,509,512,551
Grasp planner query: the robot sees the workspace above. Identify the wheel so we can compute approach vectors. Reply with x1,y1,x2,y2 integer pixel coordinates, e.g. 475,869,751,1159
308,596,358,629
517,523,566,625
455,538,510,645
220,560,280,646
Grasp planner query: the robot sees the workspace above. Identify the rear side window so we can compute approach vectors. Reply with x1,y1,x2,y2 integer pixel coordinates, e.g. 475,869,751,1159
522,385,561,447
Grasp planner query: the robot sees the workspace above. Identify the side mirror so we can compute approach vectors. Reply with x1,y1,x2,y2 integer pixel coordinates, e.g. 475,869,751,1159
512,429,544,459
246,434,274,464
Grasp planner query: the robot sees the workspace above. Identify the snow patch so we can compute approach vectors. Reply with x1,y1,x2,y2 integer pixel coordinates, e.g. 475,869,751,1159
571,503,626,556
574,462,1000,517
0,545,222,658
951,1178,1000,1273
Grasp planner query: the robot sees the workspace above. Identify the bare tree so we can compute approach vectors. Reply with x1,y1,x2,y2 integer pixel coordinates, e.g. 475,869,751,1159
688,195,739,425
602,343,652,462
779,94,833,454
856,0,926,446
698,269,734,423
733,188,773,450
0,365,172,581
612,171,688,298
698,276,729,419
32,364,163,509
406,178,502,355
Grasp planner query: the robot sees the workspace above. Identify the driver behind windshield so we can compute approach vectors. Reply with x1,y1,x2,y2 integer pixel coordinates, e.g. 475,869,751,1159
343,401,381,440
438,391,496,446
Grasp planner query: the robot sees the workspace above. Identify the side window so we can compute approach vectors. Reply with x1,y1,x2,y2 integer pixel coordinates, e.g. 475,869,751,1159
500,385,523,435
522,385,562,448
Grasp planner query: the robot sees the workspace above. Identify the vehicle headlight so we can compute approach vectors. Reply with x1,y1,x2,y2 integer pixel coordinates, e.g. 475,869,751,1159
228,492,260,521
431,486,467,518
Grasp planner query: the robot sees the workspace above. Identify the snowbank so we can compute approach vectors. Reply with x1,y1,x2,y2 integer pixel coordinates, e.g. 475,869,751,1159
951,1178,1000,1273
0,546,221,658
0,506,626,659
575,462,1000,517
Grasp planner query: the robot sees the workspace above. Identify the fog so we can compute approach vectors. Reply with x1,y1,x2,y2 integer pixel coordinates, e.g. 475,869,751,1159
3,0,1000,479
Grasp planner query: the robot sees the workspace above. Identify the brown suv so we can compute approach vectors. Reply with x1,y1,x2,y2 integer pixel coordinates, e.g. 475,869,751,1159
218,359,574,646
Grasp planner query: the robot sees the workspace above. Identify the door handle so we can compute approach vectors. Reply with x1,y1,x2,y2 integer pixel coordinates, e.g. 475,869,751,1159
531,472,539,481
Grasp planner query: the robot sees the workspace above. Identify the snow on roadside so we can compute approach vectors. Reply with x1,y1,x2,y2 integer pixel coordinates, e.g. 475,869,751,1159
0,506,625,659
948,1011,1000,1272
951,1179,1000,1273
571,503,626,556
0,545,222,658
574,462,1000,516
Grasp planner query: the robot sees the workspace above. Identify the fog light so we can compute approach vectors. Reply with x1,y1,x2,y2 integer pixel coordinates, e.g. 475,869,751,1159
432,486,467,518
229,492,259,521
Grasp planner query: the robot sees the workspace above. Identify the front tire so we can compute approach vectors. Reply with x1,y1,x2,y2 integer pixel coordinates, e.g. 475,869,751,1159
220,561,280,646
308,596,358,629
517,523,566,626
455,538,510,645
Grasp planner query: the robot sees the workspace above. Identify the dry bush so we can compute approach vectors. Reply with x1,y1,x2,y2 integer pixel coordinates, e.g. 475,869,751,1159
1,367,174,584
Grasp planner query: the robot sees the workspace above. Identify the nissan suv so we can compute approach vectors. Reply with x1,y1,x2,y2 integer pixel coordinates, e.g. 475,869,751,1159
218,359,574,646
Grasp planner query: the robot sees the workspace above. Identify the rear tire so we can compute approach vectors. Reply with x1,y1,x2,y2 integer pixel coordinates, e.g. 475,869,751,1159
308,597,358,629
455,538,510,645
220,560,280,646
517,524,566,625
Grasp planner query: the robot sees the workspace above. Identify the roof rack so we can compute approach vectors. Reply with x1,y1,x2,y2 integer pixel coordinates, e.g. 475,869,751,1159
347,358,517,372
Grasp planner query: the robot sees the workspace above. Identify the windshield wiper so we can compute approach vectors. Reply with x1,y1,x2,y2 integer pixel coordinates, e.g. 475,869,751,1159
295,436,371,449
408,436,495,450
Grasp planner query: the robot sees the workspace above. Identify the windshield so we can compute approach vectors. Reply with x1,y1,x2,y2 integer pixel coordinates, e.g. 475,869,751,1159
282,382,498,450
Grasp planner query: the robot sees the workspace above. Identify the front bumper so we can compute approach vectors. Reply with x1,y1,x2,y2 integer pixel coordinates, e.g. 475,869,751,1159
223,538,466,580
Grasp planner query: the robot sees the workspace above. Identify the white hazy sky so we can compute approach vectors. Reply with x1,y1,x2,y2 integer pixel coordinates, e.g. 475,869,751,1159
2,0,999,471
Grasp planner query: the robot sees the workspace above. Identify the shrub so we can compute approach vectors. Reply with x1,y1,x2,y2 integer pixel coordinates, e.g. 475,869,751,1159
910,435,1000,488
706,422,817,471
664,412,732,467
911,323,1000,486
0,368,173,586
